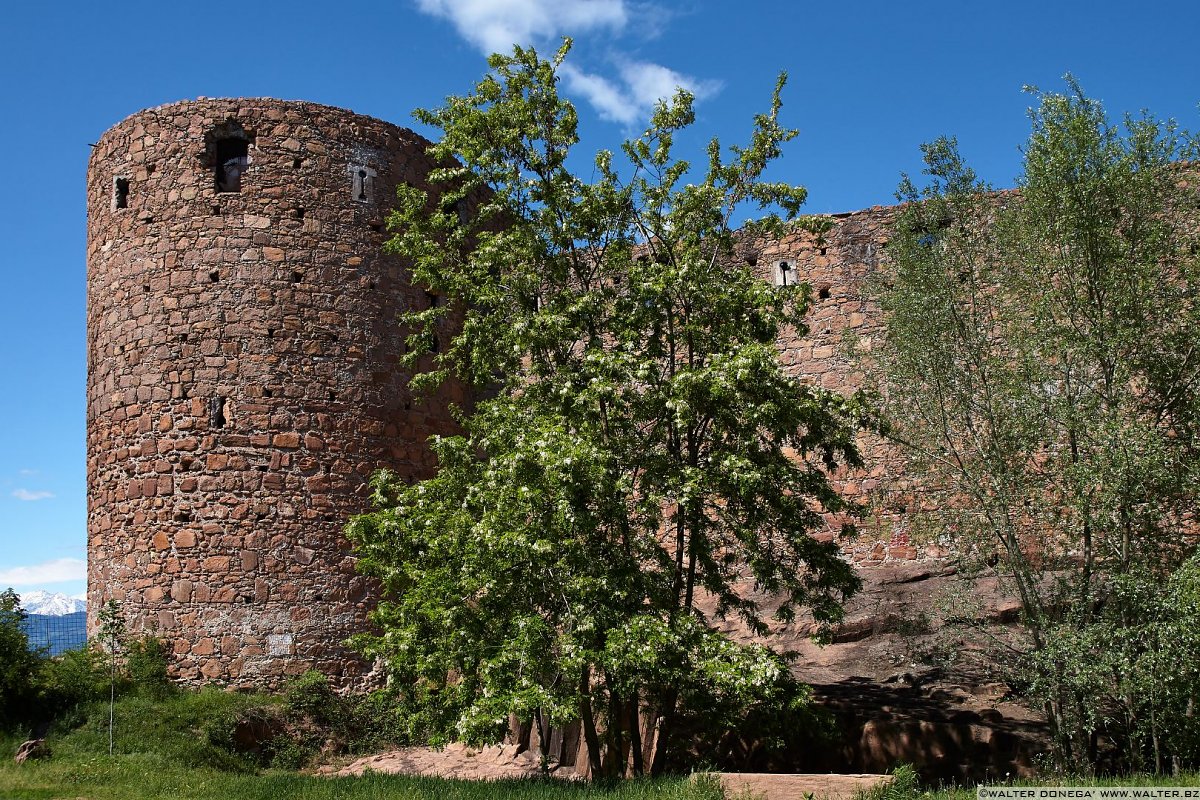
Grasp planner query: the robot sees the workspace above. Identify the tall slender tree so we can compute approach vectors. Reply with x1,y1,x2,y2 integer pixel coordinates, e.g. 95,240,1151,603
871,79,1200,772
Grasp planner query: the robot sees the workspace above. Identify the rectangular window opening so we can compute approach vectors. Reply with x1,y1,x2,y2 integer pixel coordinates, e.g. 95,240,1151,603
773,260,795,287
113,177,130,210
209,397,227,429
215,138,250,193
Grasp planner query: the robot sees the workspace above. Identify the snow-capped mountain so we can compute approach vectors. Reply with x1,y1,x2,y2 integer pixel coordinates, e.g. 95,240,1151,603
20,590,86,616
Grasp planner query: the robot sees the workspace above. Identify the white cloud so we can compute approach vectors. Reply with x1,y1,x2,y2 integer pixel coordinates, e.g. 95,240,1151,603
0,558,86,586
561,60,721,125
18,468,39,476
12,489,54,501
618,60,721,108
414,0,627,54
560,63,635,123
412,0,720,125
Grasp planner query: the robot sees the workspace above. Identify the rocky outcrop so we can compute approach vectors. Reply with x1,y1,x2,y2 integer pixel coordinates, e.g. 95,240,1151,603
701,561,1047,782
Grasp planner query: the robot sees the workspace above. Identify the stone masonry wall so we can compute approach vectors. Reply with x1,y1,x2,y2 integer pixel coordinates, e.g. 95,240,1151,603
745,207,941,565
86,98,466,687
87,97,940,689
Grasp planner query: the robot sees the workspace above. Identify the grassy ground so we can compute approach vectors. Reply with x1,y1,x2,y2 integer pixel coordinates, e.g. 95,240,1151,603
6,689,1200,800
0,754,722,800
0,689,724,800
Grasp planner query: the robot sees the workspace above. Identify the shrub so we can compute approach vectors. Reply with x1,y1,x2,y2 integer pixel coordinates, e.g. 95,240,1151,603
125,635,174,700
0,589,42,730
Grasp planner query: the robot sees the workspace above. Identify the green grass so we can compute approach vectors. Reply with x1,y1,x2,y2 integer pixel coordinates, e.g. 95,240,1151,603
7,687,1200,800
0,753,722,800
0,689,724,800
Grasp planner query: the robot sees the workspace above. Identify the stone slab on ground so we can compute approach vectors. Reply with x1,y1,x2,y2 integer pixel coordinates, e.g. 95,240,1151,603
329,743,551,780
715,772,892,800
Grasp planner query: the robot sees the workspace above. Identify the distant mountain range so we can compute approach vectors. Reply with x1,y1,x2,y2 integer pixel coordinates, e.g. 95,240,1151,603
20,590,86,616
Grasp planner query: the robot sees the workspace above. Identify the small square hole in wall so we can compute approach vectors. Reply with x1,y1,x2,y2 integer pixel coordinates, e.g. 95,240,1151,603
369,223,383,234
292,271,303,283
292,157,303,169
143,284,150,293
818,285,831,300
211,205,221,216
146,163,156,175
264,388,273,398
819,247,827,256
328,391,338,401
267,328,275,339
113,177,130,210
209,270,220,283
292,207,305,220
745,255,758,267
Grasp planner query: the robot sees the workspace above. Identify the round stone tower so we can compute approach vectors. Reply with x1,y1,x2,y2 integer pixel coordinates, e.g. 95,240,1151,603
86,98,464,687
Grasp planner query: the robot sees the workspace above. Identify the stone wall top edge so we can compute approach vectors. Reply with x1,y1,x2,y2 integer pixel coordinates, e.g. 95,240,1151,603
94,97,425,147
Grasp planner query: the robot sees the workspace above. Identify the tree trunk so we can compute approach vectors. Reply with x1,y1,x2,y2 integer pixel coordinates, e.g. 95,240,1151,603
649,689,678,777
628,693,644,777
579,665,603,778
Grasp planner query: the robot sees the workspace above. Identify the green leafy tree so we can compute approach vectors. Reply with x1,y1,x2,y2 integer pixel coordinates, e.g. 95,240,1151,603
0,589,42,730
870,78,1200,772
348,41,863,777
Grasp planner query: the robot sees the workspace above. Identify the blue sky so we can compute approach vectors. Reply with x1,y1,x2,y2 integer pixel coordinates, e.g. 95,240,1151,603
1,0,1198,602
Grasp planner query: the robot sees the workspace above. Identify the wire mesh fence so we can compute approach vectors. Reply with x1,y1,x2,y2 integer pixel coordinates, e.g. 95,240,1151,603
22,612,87,656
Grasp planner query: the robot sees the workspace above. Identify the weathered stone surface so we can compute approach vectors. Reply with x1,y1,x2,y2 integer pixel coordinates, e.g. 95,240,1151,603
84,98,998,694
86,98,469,689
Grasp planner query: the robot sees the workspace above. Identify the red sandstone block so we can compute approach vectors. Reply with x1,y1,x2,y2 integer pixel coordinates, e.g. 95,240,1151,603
272,432,301,448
